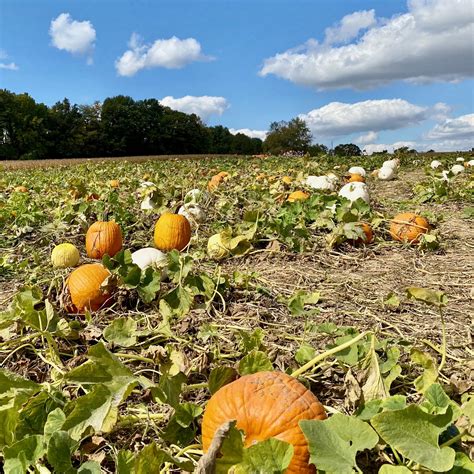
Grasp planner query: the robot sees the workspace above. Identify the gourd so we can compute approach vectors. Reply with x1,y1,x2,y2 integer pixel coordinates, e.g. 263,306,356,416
306,176,337,191
154,213,191,251
51,243,80,268
466,159,474,167
348,166,366,177
382,159,399,170
378,166,396,181
338,182,370,204
456,157,465,162
430,160,442,169
207,233,230,260
347,173,365,183
178,203,205,224
131,248,167,270
86,221,123,259
202,371,327,474
184,188,207,204
390,212,429,244
451,164,464,175
287,190,309,202
208,176,222,191
67,263,111,312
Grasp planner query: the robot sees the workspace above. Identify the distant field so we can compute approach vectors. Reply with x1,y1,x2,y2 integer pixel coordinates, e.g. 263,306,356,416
0,154,236,170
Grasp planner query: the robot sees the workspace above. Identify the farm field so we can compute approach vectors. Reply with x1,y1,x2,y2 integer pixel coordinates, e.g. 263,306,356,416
0,153,473,473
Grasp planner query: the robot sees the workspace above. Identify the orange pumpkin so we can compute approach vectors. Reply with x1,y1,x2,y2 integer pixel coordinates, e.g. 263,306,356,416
202,371,327,473
86,221,123,259
390,213,429,244
14,186,28,193
207,176,222,192
67,263,111,312
109,180,120,188
281,176,293,185
287,190,309,202
354,223,374,244
348,173,365,183
154,213,191,251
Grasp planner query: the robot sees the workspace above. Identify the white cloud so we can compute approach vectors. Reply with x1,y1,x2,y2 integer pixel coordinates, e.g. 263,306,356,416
299,99,427,137
325,10,376,45
49,13,96,63
0,50,18,70
426,113,474,140
229,128,267,140
260,0,474,89
116,34,212,76
160,95,228,121
431,102,452,121
363,141,417,154
356,131,378,144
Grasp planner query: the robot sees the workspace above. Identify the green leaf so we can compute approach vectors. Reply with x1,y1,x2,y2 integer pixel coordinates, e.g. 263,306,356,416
78,461,102,473
295,343,316,365
329,333,361,365
238,350,272,375
449,451,474,473
162,285,194,318
61,384,118,441
406,287,447,307
215,422,244,473
360,339,389,402
133,442,173,473
116,449,135,474
43,408,67,443
103,317,137,347
384,292,400,309
421,383,451,415
151,371,186,408
234,438,294,474
287,290,320,316
300,413,379,474
371,405,456,471
238,328,264,354
378,466,412,473
3,435,46,473
209,366,237,394
47,431,76,474
137,266,161,303
411,348,438,393
174,402,203,428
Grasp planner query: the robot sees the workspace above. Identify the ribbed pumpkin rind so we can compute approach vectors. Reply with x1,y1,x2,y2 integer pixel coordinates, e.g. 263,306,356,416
154,214,191,251
85,221,123,259
201,371,326,473
390,213,429,244
67,263,111,312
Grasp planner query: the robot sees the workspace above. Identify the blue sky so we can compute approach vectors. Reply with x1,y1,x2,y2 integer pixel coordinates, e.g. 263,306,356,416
1,0,473,152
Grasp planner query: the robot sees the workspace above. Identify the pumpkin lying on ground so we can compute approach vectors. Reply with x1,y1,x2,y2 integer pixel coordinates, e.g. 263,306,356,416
14,186,28,193
202,371,327,473
86,221,123,259
109,179,120,188
131,247,167,270
354,223,374,245
390,212,429,244
287,190,309,202
67,263,111,312
51,243,80,268
281,176,293,185
154,213,191,251
347,173,365,183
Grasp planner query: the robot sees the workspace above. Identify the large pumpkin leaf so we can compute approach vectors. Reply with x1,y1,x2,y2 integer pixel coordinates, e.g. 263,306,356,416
300,413,379,474
238,350,273,375
371,405,456,471
209,366,238,394
3,435,46,473
103,317,138,347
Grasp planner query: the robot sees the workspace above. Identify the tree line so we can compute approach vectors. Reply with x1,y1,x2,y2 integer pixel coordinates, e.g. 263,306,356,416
0,90,263,160
1,89,374,160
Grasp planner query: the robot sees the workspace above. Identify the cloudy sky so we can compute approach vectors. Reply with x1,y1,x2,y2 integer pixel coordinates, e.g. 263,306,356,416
1,0,473,152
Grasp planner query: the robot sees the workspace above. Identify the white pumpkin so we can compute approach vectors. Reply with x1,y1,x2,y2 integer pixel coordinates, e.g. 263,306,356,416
456,157,465,162
451,164,465,175
466,160,474,167
132,248,167,270
338,182,370,204
382,159,399,170
306,175,337,191
378,166,396,181
348,166,366,177
141,194,159,210
430,160,442,169
207,233,230,260
184,188,207,204
178,203,205,224
441,170,450,181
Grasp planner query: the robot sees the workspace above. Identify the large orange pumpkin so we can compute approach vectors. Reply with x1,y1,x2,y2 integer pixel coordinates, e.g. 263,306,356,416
86,221,123,259
207,176,222,192
201,371,326,473
154,213,191,251
287,190,309,202
67,263,111,312
390,212,429,244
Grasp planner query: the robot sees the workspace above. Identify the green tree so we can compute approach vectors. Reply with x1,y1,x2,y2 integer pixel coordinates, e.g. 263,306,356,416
334,143,362,157
263,118,312,155
308,143,328,156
